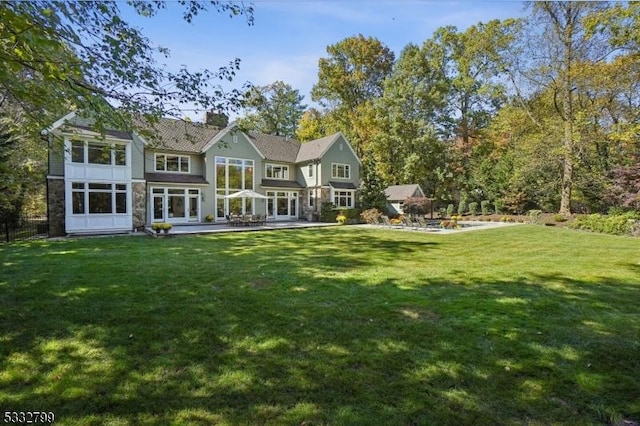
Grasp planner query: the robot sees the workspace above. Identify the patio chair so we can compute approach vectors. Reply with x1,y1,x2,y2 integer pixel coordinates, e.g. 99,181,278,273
381,215,402,229
416,216,429,229
402,215,419,230
249,215,264,226
228,214,241,226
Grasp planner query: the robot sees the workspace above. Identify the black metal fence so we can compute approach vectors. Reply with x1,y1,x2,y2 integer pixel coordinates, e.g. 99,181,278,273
0,215,48,243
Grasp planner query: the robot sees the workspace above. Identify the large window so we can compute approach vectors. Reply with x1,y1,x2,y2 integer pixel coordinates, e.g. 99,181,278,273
71,141,127,166
333,190,354,208
215,157,255,218
332,163,351,179
265,164,289,180
155,153,190,173
71,182,127,214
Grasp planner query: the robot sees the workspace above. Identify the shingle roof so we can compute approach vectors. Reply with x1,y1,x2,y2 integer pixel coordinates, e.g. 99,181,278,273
260,179,304,189
145,172,209,184
248,132,300,163
139,117,222,153
296,133,339,163
66,124,133,140
384,184,425,201
329,181,358,190
247,131,347,165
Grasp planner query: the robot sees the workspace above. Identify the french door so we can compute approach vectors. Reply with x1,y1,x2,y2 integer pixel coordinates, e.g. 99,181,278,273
266,191,298,219
151,187,200,223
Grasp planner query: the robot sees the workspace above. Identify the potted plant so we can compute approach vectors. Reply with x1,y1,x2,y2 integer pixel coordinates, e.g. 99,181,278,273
151,222,172,234
205,214,214,222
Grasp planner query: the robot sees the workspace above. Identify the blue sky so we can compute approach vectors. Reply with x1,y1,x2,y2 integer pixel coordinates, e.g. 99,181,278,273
123,1,528,120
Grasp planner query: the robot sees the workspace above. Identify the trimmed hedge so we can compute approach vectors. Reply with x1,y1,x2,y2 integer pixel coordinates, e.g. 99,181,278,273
570,212,640,236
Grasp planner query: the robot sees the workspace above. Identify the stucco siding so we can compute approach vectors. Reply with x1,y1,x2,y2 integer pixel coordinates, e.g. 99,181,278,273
319,135,360,187
131,134,146,180
48,137,65,176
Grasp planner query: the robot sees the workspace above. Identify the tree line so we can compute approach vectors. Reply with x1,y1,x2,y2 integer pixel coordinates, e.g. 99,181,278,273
1,1,638,219
243,2,640,216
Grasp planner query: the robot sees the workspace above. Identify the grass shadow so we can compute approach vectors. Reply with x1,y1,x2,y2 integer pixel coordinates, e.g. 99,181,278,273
0,227,638,424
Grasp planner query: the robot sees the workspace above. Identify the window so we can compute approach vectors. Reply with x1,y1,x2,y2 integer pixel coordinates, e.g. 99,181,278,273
71,141,85,163
332,163,350,179
71,182,128,215
308,188,319,208
215,157,256,219
265,164,289,180
155,153,190,173
70,141,127,166
333,190,354,208
72,182,85,214
308,163,314,178
88,143,111,164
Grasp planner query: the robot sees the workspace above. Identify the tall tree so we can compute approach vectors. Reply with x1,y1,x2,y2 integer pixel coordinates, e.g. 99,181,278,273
372,43,447,196
239,81,306,138
512,2,610,215
426,19,520,194
311,34,394,157
0,107,47,219
0,1,253,136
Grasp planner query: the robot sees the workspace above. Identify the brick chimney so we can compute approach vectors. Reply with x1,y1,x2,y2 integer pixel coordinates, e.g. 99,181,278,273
205,111,229,128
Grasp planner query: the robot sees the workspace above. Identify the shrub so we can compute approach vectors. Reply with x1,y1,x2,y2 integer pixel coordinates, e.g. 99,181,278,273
320,202,337,222
336,213,347,224
481,200,490,216
446,204,454,218
403,197,430,215
343,208,362,223
527,209,542,224
205,214,214,222
457,200,466,216
360,208,381,224
570,213,639,236
553,214,567,222
494,200,502,215
468,202,478,216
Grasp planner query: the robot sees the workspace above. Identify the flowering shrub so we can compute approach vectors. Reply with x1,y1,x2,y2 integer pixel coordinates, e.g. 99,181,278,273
336,213,347,224
151,222,173,232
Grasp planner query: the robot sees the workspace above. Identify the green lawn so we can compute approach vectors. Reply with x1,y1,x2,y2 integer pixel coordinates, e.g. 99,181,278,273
1,226,639,425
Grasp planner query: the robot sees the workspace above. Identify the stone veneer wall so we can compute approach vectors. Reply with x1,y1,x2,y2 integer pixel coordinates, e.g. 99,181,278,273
301,187,327,221
132,182,146,230
47,178,65,237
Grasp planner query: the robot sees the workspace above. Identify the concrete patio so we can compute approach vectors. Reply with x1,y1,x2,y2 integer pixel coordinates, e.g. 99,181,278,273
146,220,338,236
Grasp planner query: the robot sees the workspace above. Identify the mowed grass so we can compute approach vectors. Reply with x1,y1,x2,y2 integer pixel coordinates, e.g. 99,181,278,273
0,225,639,425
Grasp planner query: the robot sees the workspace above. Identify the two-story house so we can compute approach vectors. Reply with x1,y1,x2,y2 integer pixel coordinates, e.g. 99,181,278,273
44,112,361,236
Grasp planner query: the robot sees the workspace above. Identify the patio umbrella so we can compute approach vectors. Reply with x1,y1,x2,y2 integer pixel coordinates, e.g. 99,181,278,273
224,189,269,219
223,189,269,199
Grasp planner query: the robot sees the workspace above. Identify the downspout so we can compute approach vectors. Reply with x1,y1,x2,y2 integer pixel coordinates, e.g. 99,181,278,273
314,158,320,219
41,132,51,236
